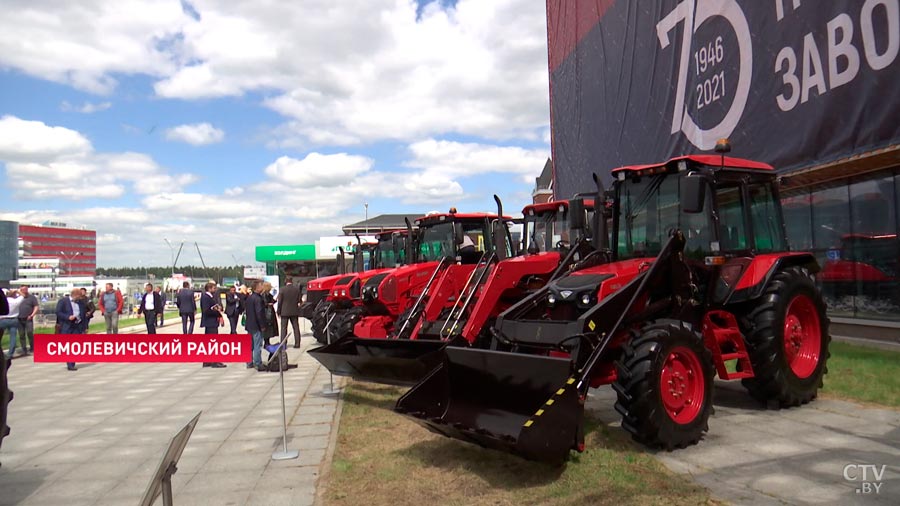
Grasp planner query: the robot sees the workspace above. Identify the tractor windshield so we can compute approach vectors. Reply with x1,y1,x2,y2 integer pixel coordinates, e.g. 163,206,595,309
525,210,569,253
419,221,487,262
616,173,712,259
374,235,402,268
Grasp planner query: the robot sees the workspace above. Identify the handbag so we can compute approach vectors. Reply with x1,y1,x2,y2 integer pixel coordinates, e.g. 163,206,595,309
240,314,246,326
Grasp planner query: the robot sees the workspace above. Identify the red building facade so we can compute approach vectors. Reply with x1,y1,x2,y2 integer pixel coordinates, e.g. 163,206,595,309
18,223,97,276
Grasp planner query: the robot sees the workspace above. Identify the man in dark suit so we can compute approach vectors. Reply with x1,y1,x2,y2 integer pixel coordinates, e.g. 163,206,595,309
176,281,196,334
56,289,87,371
137,283,162,334
155,287,167,327
244,282,267,371
200,282,226,368
276,277,303,348
224,286,242,334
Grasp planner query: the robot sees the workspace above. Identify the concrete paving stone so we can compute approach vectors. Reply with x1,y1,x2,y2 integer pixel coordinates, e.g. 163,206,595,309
289,411,334,426
288,423,332,438
246,489,315,506
26,447,105,466
291,434,330,451
26,477,119,503
254,466,319,488
200,451,273,472
181,469,264,495
149,491,251,506
179,441,224,458
231,427,286,441
189,428,235,443
267,448,326,468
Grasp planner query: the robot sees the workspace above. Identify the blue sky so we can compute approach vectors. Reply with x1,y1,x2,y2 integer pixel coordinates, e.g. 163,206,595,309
0,0,550,267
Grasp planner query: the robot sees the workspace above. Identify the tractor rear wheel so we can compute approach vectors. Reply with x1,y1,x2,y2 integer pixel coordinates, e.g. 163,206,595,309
1,353,11,452
613,320,714,450
311,301,334,344
740,266,830,407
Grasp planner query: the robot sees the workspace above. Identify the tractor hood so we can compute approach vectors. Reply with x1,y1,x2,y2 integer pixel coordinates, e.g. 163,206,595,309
307,273,346,292
368,261,442,306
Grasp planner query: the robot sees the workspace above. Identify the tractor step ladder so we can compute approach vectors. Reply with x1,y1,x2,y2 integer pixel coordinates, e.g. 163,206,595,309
440,256,494,338
702,310,754,380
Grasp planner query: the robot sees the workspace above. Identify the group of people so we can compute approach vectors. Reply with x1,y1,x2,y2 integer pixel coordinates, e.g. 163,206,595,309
0,276,306,372
0,285,40,360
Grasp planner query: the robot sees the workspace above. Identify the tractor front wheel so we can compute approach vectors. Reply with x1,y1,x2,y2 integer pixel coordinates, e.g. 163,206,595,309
740,266,830,407
311,301,334,344
330,307,366,341
613,320,714,450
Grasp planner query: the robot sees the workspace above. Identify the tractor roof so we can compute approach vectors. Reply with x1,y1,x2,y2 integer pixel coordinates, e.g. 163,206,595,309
415,212,512,226
611,155,773,175
374,229,408,239
525,199,595,215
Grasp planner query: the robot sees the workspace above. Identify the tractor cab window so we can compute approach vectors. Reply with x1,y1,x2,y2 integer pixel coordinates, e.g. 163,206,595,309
374,235,398,268
616,173,714,260
418,221,488,262
526,210,569,253
715,185,748,251
748,183,787,252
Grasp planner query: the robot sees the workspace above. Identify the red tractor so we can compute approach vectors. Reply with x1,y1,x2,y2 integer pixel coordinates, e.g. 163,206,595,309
396,152,831,463
309,208,513,380
305,230,412,343
309,196,603,385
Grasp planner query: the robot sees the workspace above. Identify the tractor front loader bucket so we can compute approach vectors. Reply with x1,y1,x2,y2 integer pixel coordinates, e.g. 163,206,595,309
395,347,583,463
308,337,448,386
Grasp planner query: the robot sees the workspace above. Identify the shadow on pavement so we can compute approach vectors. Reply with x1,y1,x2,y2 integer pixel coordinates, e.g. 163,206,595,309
0,466,51,505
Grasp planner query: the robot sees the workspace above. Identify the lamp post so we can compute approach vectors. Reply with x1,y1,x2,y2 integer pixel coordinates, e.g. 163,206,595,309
58,251,80,296
164,238,176,277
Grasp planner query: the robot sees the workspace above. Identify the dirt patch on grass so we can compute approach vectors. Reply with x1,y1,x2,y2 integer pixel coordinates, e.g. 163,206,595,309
323,382,713,506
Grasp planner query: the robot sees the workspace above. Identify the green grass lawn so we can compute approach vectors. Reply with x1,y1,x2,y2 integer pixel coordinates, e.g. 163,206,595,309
822,340,900,407
325,383,712,506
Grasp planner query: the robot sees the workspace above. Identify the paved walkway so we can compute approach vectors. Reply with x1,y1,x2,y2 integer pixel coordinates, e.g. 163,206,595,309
0,320,342,506
587,381,900,505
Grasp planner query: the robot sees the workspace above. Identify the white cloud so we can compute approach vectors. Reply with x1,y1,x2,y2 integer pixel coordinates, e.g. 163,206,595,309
60,100,112,113
0,115,196,200
263,153,373,188
164,123,225,145
0,115,92,162
0,1,550,145
406,138,548,183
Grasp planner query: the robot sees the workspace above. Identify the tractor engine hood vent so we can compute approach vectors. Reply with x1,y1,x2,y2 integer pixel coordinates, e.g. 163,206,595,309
547,274,614,301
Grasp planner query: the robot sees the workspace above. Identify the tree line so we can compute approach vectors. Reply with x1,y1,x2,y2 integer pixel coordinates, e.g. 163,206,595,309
95,265,247,281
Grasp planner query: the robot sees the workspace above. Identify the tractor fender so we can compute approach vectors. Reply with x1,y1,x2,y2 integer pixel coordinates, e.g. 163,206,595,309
725,253,819,304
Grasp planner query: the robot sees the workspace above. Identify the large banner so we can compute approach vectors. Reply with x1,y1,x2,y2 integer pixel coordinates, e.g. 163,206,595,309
549,0,900,196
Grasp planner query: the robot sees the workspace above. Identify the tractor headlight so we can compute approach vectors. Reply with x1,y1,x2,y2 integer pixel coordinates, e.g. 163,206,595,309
547,294,557,305
581,293,591,305
341,290,346,297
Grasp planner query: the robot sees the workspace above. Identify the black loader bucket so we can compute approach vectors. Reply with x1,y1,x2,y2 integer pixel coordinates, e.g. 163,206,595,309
395,347,584,463
308,337,448,386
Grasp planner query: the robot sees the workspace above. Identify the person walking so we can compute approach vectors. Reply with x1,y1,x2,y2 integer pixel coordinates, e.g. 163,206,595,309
56,289,86,371
224,286,242,334
16,285,39,355
1,291,22,360
137,283,162,334
176,282,196,334
98,283,123,334
277,277,303,348
244,282,267,371
261,282,278,346
155,287,167,327
80,288,96,332
200,282,226,368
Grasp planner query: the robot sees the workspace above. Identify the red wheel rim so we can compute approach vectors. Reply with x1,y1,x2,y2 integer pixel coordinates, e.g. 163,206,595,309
783,294,822,379
659,346,705,424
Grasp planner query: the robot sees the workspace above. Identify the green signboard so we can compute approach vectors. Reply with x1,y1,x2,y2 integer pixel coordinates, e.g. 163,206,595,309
255,244,317,262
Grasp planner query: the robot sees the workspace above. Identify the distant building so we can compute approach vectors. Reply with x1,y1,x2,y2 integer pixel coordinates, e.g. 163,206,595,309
532,158,553,204
18,221,97,276
0,220,18,287
342,214,424,235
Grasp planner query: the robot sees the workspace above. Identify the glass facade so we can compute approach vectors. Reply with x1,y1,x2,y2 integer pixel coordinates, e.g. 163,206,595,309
0,220,19,283
782,169,900,321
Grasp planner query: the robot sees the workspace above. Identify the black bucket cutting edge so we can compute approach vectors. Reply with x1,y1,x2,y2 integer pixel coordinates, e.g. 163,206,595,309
308,337,448,386
395,347,585,463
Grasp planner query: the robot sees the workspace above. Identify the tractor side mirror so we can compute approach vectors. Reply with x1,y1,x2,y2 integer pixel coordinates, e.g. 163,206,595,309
568,198,586,230
681,172,707,214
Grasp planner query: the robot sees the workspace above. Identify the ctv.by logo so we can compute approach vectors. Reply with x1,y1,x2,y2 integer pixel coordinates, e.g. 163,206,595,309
843,464,886,495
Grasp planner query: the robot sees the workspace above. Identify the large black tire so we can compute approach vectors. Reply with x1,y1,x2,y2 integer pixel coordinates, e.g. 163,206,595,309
330,307,366,341
1,353,11,452
613,320,714,450
391,305,416,338
311,301,334,344
740,266,830,407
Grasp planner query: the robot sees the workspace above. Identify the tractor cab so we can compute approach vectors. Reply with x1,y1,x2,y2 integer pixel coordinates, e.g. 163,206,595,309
397,153,828,464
